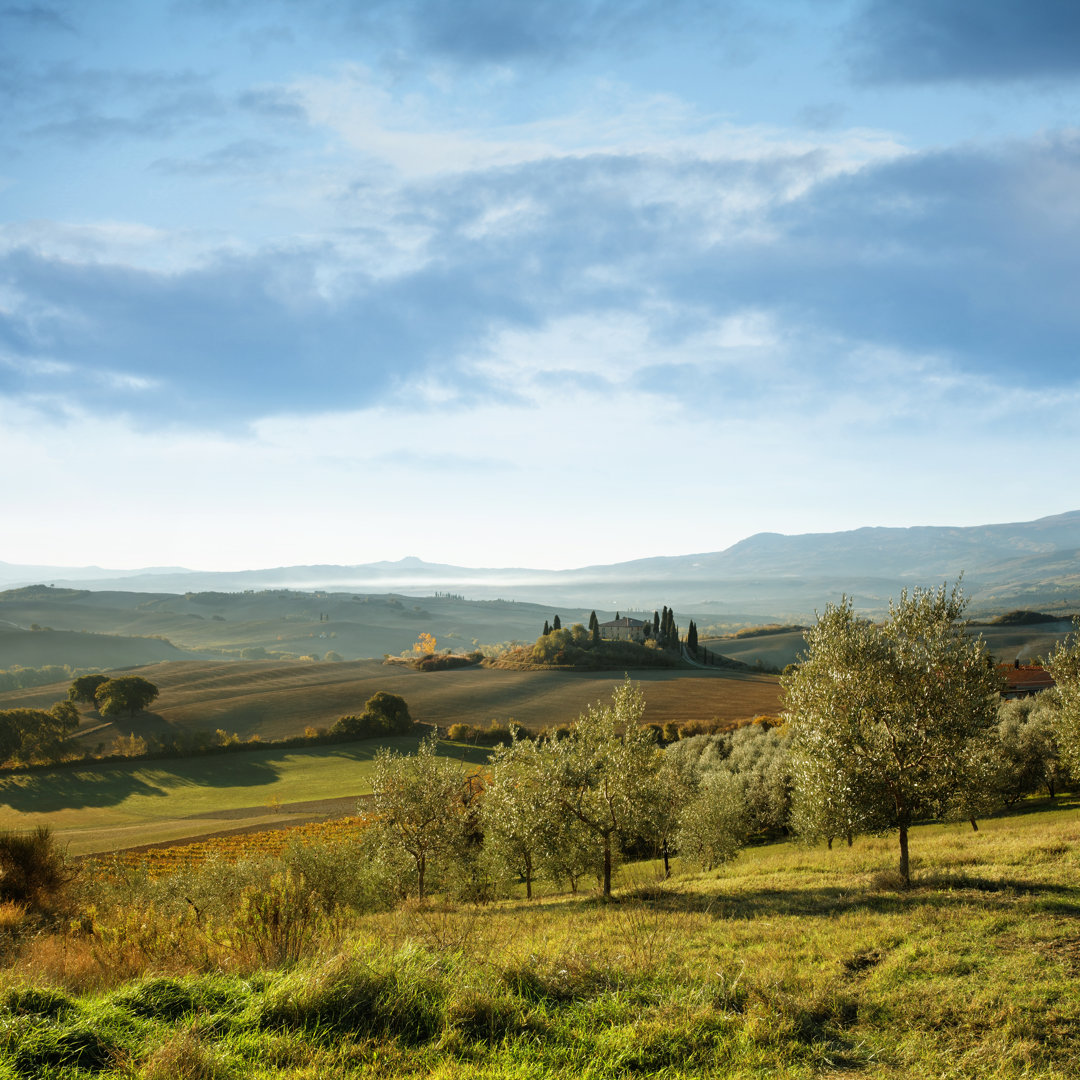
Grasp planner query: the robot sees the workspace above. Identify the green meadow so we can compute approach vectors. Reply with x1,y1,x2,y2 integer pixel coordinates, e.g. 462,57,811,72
0,737,489,854
2,799,1077,1078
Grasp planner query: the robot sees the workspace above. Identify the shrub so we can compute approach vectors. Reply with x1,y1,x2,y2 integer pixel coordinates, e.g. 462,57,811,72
332,691,413,739
0,827,75,912
235,871,321,967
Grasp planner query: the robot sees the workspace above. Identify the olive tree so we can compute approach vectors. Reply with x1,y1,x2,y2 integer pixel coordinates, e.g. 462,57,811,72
481,731,555,899
545,677,660,897
1045,627,1080,777
368,734,472,900
675,767,746,870
994,694,1069,804
783,583,1001,886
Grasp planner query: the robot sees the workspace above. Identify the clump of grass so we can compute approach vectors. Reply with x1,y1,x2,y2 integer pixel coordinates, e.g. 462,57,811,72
253,950,446,1045
3,986,77,1019
112,976,240,1023
138,1022,233,1080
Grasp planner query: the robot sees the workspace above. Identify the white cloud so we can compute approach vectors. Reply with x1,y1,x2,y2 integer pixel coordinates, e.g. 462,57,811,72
0,220,236,274
291,64,909,182
2,311,1074,570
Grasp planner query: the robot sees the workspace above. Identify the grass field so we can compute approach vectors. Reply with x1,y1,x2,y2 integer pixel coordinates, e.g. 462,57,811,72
0,736,490,855
2,798,1078,1077
0,659,782,743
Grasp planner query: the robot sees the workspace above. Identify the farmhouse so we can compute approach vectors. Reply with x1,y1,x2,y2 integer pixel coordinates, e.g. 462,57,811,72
999,662,1055,699
598,616,649,643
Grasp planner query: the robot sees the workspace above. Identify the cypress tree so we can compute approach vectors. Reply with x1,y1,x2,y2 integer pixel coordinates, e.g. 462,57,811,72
542,620,550,636
552,614,562,631
589,611,600,646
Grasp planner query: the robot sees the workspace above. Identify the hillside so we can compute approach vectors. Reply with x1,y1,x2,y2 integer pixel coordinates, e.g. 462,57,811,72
3,510,1079,616
0,624,201,669
3,800,1077,1077
704,618,1077,670
0,659,781,746
0,586,596,667
0,734,493,855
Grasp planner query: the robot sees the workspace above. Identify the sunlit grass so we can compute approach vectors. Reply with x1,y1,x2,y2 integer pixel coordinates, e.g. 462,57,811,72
1,798,1077,1078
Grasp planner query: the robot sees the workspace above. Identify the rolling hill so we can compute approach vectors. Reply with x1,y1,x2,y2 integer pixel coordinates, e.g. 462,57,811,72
0,659,782,746
2,511,1077,617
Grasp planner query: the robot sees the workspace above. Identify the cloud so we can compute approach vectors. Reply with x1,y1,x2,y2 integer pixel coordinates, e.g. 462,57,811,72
27,84,226,143
847,0,1080,84
180,0,746,68
2,311,1076,570
3,124,1079,428
150,138,283,176
0,4,74,34
236,86,307,121
366,0,728,65
293,64,904,181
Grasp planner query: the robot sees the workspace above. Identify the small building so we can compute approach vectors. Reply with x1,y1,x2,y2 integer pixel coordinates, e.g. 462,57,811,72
999,663,1055,699
598,616,649,643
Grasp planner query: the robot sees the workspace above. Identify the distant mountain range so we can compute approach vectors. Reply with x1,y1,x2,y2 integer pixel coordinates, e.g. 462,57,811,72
4,511,1079,617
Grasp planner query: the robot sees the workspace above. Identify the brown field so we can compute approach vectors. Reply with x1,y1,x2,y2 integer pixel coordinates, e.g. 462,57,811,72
0,659,782,746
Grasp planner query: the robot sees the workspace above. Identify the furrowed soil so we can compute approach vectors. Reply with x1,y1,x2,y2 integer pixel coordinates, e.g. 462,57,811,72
0,659,781,742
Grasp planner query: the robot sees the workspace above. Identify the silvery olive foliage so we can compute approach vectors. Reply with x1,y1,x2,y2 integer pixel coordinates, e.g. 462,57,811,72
543,677,661,897
783,583,1001,885
369,733,472,900
481,730,559,899
1045,625,1080,777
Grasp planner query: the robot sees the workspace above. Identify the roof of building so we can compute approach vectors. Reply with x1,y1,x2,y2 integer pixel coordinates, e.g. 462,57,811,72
599,616,649,628
999,664,1055,692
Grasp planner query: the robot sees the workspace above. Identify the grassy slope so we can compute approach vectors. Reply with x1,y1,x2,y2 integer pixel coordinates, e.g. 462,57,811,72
0,625,202,669
704,622,1076,670
0,659,782,742
0,735,491,854
4,799,1079,1078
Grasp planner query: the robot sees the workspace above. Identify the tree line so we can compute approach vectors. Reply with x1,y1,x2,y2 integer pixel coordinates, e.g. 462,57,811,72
368,582,1080,900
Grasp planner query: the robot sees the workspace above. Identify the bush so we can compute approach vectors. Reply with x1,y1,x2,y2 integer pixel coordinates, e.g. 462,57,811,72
444,721,517,746
235,871,321,967
0,827,75,912
332,692,413,739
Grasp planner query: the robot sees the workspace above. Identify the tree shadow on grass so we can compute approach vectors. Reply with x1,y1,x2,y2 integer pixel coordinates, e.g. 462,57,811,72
0,736,491,815
0,753,283,813
0,769,173,813
611,875,1080,921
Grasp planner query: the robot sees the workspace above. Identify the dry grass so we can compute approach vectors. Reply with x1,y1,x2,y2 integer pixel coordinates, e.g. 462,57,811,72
0,800,1077,1077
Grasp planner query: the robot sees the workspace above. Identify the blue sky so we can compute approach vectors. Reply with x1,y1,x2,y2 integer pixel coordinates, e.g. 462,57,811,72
2,0,1079,571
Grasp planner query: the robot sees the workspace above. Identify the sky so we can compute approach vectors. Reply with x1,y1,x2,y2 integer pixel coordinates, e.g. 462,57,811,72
2,0,1079,572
